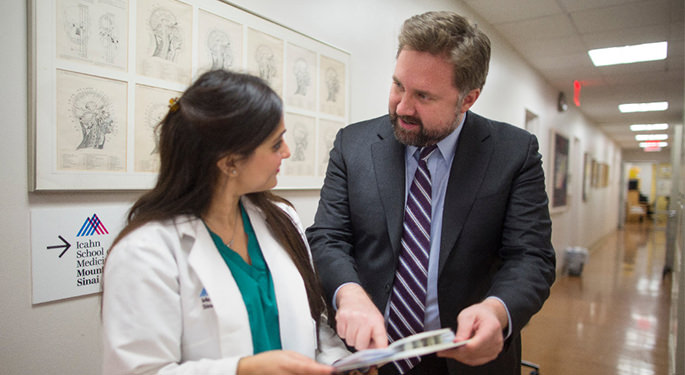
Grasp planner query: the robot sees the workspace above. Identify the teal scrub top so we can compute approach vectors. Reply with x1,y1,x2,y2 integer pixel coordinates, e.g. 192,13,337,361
205,204,282,353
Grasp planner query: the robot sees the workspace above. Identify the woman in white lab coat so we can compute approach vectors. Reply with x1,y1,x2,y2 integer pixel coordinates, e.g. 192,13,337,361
101,70,350,375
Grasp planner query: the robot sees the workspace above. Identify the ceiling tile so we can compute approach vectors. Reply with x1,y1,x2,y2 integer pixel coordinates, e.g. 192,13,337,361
463,0,563,24
580,25,670,49
596,60,670,77
601,68,682,85
515,35,587,57
533,53,594,71
570,2,671,33
496,14,577,40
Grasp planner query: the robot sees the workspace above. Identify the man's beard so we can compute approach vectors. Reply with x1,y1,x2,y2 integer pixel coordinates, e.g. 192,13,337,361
390,112,461,147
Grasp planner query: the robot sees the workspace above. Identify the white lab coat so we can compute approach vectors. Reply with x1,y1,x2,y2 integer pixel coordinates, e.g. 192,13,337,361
102,197,349,375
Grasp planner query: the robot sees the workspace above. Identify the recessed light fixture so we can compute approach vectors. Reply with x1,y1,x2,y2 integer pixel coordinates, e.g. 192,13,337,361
588,41,667,66
639,141,668,148
630,123,669,131
635,134,668,141
619,101,668,113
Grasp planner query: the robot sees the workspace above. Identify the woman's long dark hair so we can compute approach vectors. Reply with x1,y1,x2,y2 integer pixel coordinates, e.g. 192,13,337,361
106,70,325,325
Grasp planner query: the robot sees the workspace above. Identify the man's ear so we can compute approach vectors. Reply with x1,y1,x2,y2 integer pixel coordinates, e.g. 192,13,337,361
459,88,481,114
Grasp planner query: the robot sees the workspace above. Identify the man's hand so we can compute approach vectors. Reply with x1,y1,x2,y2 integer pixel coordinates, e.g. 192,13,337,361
335,283,388,350
437,298,507,366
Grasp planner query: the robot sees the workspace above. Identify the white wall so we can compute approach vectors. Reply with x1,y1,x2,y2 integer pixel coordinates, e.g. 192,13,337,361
0,1,622,374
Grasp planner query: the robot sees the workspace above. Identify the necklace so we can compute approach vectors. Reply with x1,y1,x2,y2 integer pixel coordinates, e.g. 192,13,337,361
225,207,240,248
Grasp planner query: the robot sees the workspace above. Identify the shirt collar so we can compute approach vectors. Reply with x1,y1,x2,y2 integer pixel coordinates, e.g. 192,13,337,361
406,112,467,162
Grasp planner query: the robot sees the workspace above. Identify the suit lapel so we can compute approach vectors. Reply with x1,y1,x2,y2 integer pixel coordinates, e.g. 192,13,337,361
439,113,493,276
371,117,406,256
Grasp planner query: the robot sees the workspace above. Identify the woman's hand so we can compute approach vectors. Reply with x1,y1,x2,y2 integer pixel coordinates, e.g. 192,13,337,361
238,350,334,375
335,365,379,375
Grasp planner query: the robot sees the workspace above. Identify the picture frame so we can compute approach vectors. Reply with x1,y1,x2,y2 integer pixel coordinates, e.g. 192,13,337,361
28,0,350,191
549,129,569,212
600,163,609,188
582,152,591,202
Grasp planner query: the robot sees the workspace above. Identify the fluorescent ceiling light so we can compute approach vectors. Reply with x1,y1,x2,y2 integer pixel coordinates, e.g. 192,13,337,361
630,123,669,131
588,41,667,66
635,134,668,141
639,141,668,148
619,102,668,113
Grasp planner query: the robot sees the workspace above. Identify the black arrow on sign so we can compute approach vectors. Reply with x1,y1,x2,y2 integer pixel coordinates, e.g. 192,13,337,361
47,235,71,258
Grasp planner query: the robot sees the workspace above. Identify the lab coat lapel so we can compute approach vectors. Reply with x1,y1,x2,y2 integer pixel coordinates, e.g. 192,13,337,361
241,198,317,358
184,217,253,357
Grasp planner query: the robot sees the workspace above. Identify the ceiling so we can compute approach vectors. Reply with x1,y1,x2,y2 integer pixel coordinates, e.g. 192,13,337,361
462,0,684,153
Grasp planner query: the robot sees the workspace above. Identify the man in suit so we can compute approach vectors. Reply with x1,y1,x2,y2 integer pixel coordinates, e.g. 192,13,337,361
306,11,556,375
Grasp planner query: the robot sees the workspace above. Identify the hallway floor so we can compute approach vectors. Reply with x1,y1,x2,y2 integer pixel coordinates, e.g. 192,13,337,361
521,222,672,375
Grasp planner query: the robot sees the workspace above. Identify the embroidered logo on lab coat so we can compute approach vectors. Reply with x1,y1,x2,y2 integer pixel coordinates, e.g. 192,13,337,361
200,288,213,309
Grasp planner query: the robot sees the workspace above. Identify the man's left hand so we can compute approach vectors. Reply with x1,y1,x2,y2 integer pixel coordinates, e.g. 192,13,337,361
436,299,507,366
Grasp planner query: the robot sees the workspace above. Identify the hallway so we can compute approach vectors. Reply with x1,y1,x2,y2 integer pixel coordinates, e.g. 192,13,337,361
521,222,672,375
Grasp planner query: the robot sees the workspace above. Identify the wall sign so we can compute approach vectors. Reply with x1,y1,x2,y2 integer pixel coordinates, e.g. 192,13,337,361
30,205,128,304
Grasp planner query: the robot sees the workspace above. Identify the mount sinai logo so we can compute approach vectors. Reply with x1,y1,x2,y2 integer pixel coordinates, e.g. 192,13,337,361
76,214,109,237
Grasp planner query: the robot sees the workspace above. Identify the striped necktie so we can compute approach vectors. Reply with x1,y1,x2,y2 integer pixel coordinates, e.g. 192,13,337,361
387,145,438,374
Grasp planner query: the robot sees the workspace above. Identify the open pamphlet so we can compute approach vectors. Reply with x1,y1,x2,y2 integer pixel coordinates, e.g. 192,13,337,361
333,328,471,373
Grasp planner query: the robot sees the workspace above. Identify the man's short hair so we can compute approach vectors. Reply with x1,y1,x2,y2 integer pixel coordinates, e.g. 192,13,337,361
398,11,491,94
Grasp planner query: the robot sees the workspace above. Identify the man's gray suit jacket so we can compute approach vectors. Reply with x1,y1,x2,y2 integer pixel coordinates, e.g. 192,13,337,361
307,112,556,374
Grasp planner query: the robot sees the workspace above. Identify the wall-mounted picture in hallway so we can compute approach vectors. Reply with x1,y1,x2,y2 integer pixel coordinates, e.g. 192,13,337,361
582,152,591,202
600,163,609,188
29,0,349,190
550,130,569,211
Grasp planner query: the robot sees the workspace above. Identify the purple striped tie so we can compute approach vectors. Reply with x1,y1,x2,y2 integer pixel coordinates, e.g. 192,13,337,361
387,145,438,374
